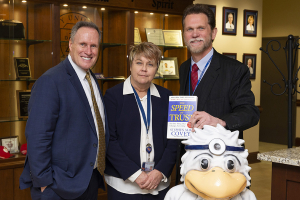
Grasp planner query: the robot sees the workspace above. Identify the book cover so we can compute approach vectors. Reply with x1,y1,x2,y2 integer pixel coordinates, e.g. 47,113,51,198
167,96,198,139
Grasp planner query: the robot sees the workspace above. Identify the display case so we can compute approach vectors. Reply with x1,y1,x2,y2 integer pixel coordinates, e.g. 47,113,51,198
0,1,54,199
0,0,193,199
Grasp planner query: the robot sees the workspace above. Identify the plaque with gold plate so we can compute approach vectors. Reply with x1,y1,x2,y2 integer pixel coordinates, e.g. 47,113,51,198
162,30,183,46
14,57,31,79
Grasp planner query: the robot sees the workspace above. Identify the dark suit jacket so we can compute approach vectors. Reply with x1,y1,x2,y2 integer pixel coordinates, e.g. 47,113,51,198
176,49,260,184
19,58,110,199
104,82,177,181
179,49,260,132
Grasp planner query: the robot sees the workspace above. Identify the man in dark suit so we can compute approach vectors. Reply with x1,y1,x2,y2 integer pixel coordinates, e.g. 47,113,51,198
175,4,260,184
19,21,109,200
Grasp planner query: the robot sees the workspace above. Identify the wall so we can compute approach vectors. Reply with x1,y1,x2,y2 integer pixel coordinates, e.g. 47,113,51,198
193,0,263,153
262,0,300,140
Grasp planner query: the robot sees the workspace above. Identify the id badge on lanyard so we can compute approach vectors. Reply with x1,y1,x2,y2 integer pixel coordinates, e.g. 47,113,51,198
131,85,155,172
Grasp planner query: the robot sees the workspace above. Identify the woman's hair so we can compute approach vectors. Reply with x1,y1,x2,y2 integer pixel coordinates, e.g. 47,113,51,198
248,15,254,24
129,42,162,67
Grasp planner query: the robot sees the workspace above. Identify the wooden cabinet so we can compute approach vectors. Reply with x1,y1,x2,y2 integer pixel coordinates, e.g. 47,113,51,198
0,0,193,199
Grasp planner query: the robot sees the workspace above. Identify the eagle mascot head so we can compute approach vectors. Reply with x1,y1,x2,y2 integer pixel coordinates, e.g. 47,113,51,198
165,124,256,200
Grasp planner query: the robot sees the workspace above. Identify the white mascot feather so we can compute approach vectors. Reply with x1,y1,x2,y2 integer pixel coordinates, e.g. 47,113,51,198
165,124,256,200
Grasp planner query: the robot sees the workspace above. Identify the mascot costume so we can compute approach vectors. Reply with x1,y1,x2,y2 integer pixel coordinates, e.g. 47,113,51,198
165,124,256,200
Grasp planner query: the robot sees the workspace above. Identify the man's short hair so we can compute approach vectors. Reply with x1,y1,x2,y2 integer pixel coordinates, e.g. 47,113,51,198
70,21,101,44
182,4,216,31
129,42,162,68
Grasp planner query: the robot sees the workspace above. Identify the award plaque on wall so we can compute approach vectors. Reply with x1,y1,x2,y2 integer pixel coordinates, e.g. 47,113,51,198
16,90,31,119
134,27,142,44
1,136,19,153
162,30,183,46
145,28,164,45
14,57,31,79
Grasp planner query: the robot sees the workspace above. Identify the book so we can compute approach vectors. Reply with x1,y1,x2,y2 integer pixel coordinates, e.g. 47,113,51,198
167,96,198,139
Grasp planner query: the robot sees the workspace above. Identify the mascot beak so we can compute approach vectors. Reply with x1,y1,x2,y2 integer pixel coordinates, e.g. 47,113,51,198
185,167,247,199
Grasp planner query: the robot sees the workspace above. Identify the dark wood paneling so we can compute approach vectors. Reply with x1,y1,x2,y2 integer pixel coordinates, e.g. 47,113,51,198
14,168,31,200
247,151,260,164
271,162,300,200
0,169,14,200
295,137,300,147
271,163,287,200
29,0,194,15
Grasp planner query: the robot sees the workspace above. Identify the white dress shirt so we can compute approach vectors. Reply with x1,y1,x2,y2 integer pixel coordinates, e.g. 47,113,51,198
105,76,170,195
68,54,105,169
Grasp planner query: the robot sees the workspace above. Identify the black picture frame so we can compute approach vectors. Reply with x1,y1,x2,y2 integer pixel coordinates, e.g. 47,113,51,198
16,90,31,119
14,57,31,79
243,10,258,37
243,54,256,79
223,53,237,60
222,7,238,35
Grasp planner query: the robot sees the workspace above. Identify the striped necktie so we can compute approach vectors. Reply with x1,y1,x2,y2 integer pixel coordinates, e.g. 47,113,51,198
85,71,106,176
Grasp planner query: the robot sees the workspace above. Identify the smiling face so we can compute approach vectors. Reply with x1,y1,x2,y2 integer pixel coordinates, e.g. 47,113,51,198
69,27,99,71
183,13,217,57
130,54,158,89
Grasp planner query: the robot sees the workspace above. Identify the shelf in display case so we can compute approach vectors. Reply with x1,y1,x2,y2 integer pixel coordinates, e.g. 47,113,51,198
0,38,52,46
0,117,27,123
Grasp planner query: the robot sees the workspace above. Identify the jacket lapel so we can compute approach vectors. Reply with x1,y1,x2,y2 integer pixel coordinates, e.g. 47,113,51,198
64,58,97,136
194,50,220,111
180,58,191,95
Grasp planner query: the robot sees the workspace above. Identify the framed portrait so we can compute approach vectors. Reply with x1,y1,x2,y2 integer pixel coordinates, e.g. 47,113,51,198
159,57,179,79
243,10,258,37
243,54,256,79
222,7,238,35
223,53,237,60
1,136,19,153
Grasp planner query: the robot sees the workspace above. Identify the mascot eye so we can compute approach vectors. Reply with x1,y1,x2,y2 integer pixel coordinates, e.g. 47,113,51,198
200,159,209,170
226,160,235,172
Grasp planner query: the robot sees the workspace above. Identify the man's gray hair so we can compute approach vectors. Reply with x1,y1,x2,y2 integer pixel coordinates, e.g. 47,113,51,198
70,21,101,44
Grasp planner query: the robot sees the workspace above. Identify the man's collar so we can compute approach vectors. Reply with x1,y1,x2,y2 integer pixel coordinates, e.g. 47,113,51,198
191,48,214,71
123,76,160,98
68,54,88,80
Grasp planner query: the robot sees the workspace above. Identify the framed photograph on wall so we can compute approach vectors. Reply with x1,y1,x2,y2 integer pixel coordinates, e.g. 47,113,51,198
223,53,237,60
159,57,179,79
243,10,258,37
222,7,238,35
243,54,256,79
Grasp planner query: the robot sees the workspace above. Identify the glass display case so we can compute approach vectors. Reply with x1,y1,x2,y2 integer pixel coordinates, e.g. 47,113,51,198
0,0,193,199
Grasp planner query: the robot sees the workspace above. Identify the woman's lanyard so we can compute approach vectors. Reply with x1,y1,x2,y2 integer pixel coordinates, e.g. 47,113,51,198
189,55,213,96
132,85,153,162
131,85,151,134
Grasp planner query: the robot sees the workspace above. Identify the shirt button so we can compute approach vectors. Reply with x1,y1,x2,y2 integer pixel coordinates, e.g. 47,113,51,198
90,162,94,166
93,143,97,148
